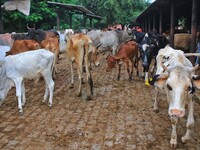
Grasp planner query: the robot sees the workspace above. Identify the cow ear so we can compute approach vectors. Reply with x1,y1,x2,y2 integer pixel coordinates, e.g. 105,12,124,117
192,75,200,89
150,73,169,88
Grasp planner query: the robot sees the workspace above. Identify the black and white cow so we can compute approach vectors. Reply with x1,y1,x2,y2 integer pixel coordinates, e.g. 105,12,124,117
132,31,169,82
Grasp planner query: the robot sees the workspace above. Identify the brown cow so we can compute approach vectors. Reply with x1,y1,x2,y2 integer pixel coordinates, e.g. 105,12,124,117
66,33,95,100
106,40,139,82
41,37,59,78
6,40,40,56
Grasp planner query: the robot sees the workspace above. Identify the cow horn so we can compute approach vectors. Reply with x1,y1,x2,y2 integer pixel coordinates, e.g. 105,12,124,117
27,24,30,29
161,64,168,71
96,42,102,49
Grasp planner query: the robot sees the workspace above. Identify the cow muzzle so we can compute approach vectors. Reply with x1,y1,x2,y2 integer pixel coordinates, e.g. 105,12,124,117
169,108,185,118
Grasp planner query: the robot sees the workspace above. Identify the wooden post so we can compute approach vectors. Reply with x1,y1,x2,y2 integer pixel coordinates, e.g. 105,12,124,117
0,5,4,33
148,17,151,32
69,14,72,29
153,14,156,33
145,19,148,32
170,1,175,48
56,11,60,30
89,18,92,28
159,8,163,35
190,0,198,64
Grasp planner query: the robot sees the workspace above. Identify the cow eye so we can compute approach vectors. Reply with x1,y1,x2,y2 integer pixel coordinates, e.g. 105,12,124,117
167,84,172,90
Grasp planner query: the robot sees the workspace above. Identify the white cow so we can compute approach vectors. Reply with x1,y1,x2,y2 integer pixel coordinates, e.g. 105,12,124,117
151,46,200,148
0,49,55,114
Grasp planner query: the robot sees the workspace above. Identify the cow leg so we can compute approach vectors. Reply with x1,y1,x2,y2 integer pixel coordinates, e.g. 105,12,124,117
14,79,23,114
43,82,49,103
134,56,139,76
170,116,178,148
43,74,54,108
153,87,159,113
69,61,74,88
182,97,194,143
125,60,132,82
130,58,134,80
117,64,122,81
144,71,148,82
85,53,93,100
21,80,26,107
77,65,83,97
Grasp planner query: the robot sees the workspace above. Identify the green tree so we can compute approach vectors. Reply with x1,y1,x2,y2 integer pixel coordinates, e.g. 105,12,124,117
1,0,150,32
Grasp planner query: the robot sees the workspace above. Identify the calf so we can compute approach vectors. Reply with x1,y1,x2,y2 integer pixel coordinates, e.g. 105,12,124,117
6,40,40,56
41,37,59,78
0,49,55,114
150,46,200,148
106,41,139,82
66,34,94,100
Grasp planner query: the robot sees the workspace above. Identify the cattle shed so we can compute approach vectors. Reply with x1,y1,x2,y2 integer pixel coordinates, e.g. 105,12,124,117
135,0,200,63
47,1,103,30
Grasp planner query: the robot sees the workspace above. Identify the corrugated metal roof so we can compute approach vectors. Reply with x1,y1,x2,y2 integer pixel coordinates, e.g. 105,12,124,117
47,1,102,19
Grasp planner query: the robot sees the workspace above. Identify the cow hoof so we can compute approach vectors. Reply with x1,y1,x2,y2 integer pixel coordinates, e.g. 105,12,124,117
153,109,159,113
69,84,74,89
77,92,82,97
170,140,177,148
85,95,93,100
48,103,52,108
181,136,190,143
19,109,23,115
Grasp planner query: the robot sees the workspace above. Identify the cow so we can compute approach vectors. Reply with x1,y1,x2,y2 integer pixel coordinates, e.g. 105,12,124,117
106,41,139,82
87,29,132,55
0,49,55,114
149,45,200,148
64,29,74,42
174,33,191,53
26,25,59,44
66,33,95,100
132,31,169,83
5,40,40,56
41,37,60,78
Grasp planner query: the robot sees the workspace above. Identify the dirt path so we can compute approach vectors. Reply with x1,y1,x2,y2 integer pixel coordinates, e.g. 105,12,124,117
0,53,200,150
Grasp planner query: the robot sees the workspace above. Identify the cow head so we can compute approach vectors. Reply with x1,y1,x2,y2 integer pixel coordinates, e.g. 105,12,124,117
106,55,117,72
139,44,154,69
91,45,101,67
153,64,200,118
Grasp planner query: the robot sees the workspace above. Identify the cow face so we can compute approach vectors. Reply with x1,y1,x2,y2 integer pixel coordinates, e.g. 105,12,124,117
106,55,117,72
139,44,153,69
91,46,100,67
154,65,199,118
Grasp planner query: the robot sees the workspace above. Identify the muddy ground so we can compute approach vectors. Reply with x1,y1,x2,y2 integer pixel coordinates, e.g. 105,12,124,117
1,53,200,150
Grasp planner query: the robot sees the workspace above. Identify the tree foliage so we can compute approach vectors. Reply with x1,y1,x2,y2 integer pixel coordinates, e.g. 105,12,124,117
1,0,150,32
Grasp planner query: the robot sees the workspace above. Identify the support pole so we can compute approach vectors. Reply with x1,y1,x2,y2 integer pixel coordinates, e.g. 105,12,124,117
190,0,198,64
170,1,175,48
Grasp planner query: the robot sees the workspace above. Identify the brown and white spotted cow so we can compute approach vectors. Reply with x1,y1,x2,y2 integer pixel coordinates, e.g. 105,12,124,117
5,40,40,56
66,33,99,100
150,45,200,148
106,40,139,82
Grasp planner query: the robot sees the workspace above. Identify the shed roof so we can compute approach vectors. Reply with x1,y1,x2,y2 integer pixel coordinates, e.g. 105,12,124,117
135,0,194,22
47,1,103,19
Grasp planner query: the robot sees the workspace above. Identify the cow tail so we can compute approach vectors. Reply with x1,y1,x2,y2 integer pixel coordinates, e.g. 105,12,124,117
87,40,94,96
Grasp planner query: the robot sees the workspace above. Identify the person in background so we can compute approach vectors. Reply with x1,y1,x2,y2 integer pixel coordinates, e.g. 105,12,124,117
136,26,142,32
195,25,200,65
